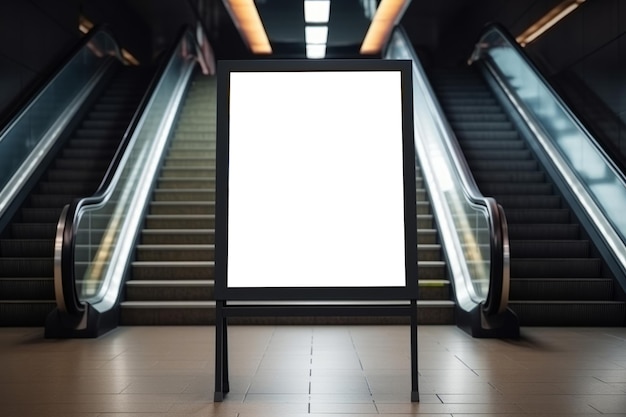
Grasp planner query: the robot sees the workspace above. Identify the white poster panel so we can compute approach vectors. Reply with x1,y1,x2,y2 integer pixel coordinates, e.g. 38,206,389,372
227,70,406,288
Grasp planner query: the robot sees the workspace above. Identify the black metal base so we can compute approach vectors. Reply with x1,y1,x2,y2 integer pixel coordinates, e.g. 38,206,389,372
44,304,119,338
456,304,520,339
214,300,419,402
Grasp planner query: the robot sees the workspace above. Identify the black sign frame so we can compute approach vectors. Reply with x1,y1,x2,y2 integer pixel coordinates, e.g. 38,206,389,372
214,59,417,302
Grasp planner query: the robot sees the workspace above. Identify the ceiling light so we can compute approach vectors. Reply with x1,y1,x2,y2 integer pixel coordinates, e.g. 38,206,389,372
304,0,331,23
305,26,328,44
224,0,272,54
516,0,586,47
360,0,411,55
78,15,94,34
306,44,326,59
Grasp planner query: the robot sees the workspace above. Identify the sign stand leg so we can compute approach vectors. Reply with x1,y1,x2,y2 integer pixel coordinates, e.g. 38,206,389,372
410,299,419,402
214,300,229,402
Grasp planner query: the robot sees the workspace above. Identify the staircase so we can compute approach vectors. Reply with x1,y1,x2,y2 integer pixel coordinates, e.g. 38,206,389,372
0,67,151,326
121,75,455,325
431,67,626,326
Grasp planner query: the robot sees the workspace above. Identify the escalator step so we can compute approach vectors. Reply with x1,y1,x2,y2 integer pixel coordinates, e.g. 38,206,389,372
508,301,625,326
0,239,53,257
47,169,104,182
0,277,54,299
20,207,64,223
28,194,79,208
54,158,110,170
480,182,553,195
511,258,601,278
450,121,513,131
473,171,545,183
508,223,580,239
11,223,57,239
495,194,562,209
36,181,99,195
510,240,589,258
459,139,525,151
510,278,613,301
469,160,538,171
62,148,118,159
0,301,56,326
0,258,54,277
504,208,571,224
446,113,507,123
463,149,531,160
457,130,520,141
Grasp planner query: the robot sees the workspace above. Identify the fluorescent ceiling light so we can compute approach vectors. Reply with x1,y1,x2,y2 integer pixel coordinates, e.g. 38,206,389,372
304,0,330,23
225,0,272,54
305,26,328,44
306,44,326,59
360,0,410,55
516,0,586,47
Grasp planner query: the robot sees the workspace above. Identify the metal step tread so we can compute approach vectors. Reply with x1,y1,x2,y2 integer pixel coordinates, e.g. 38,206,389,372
132,261,215,266
136,244,215,250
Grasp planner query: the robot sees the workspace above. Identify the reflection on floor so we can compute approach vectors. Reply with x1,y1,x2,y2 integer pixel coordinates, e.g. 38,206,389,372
1,325,626,416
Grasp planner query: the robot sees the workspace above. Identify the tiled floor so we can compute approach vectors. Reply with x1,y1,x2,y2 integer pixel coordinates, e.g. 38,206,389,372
1,325,626,416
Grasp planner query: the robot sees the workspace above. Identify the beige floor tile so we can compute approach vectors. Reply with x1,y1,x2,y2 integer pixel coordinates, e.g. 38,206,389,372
2,325,626,416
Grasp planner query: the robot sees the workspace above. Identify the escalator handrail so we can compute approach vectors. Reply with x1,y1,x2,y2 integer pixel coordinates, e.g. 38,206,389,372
56,25,211,317
0,25,123,136
388,27,509,316
470,22,626,185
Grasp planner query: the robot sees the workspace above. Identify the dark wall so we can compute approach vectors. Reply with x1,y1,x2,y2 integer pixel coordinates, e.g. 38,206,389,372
0,0,81,120
526,0,626,165
429,0,626,168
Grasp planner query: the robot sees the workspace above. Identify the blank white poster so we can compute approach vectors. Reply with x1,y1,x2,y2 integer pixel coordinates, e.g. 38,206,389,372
227,70,406,288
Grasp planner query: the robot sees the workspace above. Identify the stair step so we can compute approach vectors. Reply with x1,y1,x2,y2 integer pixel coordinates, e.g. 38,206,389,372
131,261,214,280
136,244,215,261
140,229,215,245
145,215,215,229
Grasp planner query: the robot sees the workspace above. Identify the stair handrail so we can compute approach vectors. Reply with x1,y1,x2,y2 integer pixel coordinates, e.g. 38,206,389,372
385,27,510,317
470,22,626,292
0,26,123,231
52,25,214,327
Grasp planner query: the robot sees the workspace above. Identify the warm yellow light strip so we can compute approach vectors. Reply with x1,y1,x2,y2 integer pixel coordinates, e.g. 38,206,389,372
360,0,410,55
121,48,140,66
225,0,272,54
516,0,585,47
78,15,94,34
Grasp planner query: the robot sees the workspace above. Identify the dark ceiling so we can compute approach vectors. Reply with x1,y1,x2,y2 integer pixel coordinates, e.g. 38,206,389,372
125,0,570,65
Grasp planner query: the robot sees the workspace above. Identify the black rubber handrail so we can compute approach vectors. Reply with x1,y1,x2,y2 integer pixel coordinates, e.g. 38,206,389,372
56,25,209,318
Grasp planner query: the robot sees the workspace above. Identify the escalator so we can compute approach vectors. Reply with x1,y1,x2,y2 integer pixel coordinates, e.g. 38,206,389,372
0,66,152,326
430,67,625,325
